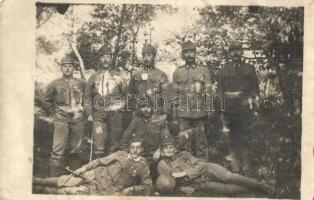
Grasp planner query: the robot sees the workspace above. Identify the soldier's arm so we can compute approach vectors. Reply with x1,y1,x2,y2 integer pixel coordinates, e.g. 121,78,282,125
170,72,179,121
204,67,214,118
78,152,120,172
204,67,213,92
119,77,129,96
215,69,225,114
249,66,260,97
84,74,95,116
183,152,206,179
127,74,137,111
216,69,224,95
160,73,170,114
133,164,153,195
128,73,136,95
160,116,171,136
157,160,172,176
43,81,56,116
80,80,87,106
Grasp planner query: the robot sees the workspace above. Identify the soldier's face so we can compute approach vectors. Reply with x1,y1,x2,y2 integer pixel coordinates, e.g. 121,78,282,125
162,144,176,158
142,53,155,67
100,54,111,69
182,49,196,64
230,49,243,60
139,105,153,118
129,142,143,159
61,63,74,77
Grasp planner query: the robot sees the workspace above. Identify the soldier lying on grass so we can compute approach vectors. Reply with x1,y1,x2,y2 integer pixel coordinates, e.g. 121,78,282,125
33,140,152,195
157,135,275,196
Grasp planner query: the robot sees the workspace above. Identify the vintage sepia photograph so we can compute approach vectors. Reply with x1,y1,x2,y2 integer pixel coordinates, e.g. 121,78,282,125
32,2,303,199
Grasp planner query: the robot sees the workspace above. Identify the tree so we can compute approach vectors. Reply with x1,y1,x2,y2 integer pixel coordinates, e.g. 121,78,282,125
76,4,177,71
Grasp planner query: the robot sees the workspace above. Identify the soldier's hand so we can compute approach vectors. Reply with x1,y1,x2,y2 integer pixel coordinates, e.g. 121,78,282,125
179,186,195,195
178,130,190,140
121,186,134,195
153,149,161,161
73,166,86,176
87,115,93,121
172,171,187,178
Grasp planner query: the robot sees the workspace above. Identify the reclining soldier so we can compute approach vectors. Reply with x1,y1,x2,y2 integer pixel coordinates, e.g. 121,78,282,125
33,140,152,196
157,136,274,196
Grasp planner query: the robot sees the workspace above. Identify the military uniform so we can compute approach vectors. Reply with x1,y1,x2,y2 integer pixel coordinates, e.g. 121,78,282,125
157,150,270,195
172,42,212,160
216,52,260,173
119,112,170,162
44,57,87,176
84,69,127,157
129,45,170,114
38,151,152,195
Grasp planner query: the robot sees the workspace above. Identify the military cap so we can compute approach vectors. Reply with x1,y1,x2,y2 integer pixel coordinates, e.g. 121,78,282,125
129,135,144,145
228,42,242,51
99,46,112,55
182,41,196,52
142,44,157,55
61,55,75,65
161,135,176,147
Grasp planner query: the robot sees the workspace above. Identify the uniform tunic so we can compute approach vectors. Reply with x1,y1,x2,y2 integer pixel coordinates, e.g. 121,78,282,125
44,77,86,123
172,64,212,160
129,68,170,113
84,69,127,155
57,151,152,195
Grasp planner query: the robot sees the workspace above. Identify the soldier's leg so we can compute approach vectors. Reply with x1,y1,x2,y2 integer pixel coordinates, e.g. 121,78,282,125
33,177,59,186
33,174,89,194
193,118,209,161
224,112,241,172
177,118,192,152
200,181,249,195
205,162,271,194
145,156,158,183
50,121,70,176
92,118,108,158
69,120,87,170
237,109,253,175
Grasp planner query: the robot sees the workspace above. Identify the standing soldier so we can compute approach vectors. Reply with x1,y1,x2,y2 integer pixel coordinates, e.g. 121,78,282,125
216,42,260,175
44,55,87,176
84,46,127,158
172,41,212,161
128,44,170,114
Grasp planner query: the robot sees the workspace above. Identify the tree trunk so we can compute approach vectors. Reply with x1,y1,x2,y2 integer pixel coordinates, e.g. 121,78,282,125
69,36,86,80
111,4,127,70
131,27,140,65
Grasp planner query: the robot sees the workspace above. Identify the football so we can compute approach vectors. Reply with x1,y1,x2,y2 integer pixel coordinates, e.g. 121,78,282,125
155,175,176,194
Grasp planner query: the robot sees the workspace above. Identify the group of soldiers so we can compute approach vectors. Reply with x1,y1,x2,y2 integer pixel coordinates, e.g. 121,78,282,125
34,40,270,196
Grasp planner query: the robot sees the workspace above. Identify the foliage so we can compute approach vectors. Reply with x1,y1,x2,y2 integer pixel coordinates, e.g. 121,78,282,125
76,4,177,70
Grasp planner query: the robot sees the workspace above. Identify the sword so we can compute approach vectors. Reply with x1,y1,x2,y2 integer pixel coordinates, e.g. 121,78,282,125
65,167,118,194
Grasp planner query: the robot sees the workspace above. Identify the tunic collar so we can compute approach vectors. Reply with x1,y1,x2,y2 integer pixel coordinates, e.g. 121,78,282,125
127,154,141,162
185,64,196,69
